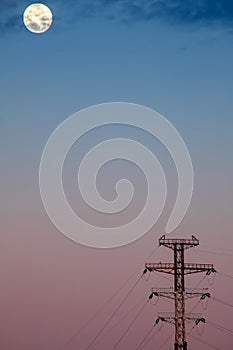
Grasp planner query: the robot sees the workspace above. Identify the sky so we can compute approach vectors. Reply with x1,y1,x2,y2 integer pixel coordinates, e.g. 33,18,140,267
1,1,233,349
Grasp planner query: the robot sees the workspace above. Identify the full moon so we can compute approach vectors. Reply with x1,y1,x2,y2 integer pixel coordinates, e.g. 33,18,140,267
23,3,53,34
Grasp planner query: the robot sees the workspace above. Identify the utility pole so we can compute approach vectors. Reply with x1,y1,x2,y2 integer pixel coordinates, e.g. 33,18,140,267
144,235,215,350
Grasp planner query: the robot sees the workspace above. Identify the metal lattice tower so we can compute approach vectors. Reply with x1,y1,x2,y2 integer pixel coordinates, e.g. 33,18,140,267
145,235,215,350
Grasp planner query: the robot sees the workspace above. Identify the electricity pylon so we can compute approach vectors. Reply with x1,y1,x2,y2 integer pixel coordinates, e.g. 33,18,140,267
144,235,216,350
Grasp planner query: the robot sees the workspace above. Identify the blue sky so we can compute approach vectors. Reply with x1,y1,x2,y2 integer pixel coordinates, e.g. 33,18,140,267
1,1,233,350
2,0,233,31
1,0,233,177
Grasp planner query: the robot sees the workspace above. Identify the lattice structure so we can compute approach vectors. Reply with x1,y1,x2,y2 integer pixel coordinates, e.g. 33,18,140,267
145,235,215,350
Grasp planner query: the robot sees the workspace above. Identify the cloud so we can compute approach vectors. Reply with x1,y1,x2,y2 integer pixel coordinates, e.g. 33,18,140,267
1,0,233,35
89,0,233,26
142,0,233,25
0,0,23,33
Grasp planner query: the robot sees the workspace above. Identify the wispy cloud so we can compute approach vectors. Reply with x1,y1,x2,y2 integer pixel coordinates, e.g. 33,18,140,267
1,0,233,34
94,0,233,25
0,0,23,33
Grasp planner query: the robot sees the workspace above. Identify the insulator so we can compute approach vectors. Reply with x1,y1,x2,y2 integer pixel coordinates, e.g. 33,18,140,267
148,267,153,272
143,268,148,274
195,317,205,325
155,318,160,324
149,293,154,299
201,292,211,300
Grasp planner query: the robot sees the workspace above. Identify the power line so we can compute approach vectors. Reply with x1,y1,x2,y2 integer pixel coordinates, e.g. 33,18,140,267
111,300,148,350
94,253,173,349
201,244,233,254
189,333,221,350
158,334,173,350
187,276,211,316
152,270,172,282
196,248,233,258
212,296,233,308
135,325,155,350
59,277,136,349
94,295,146,347
207,320,233,337
188,299,202,314
85,275,143,349
59,246,158,350
189,274,208,291
97,269,174,347
139,328,161,349
217,271,233,280
59,274,141,350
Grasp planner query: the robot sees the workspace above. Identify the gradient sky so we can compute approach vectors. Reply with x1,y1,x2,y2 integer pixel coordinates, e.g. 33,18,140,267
1,1,233,350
